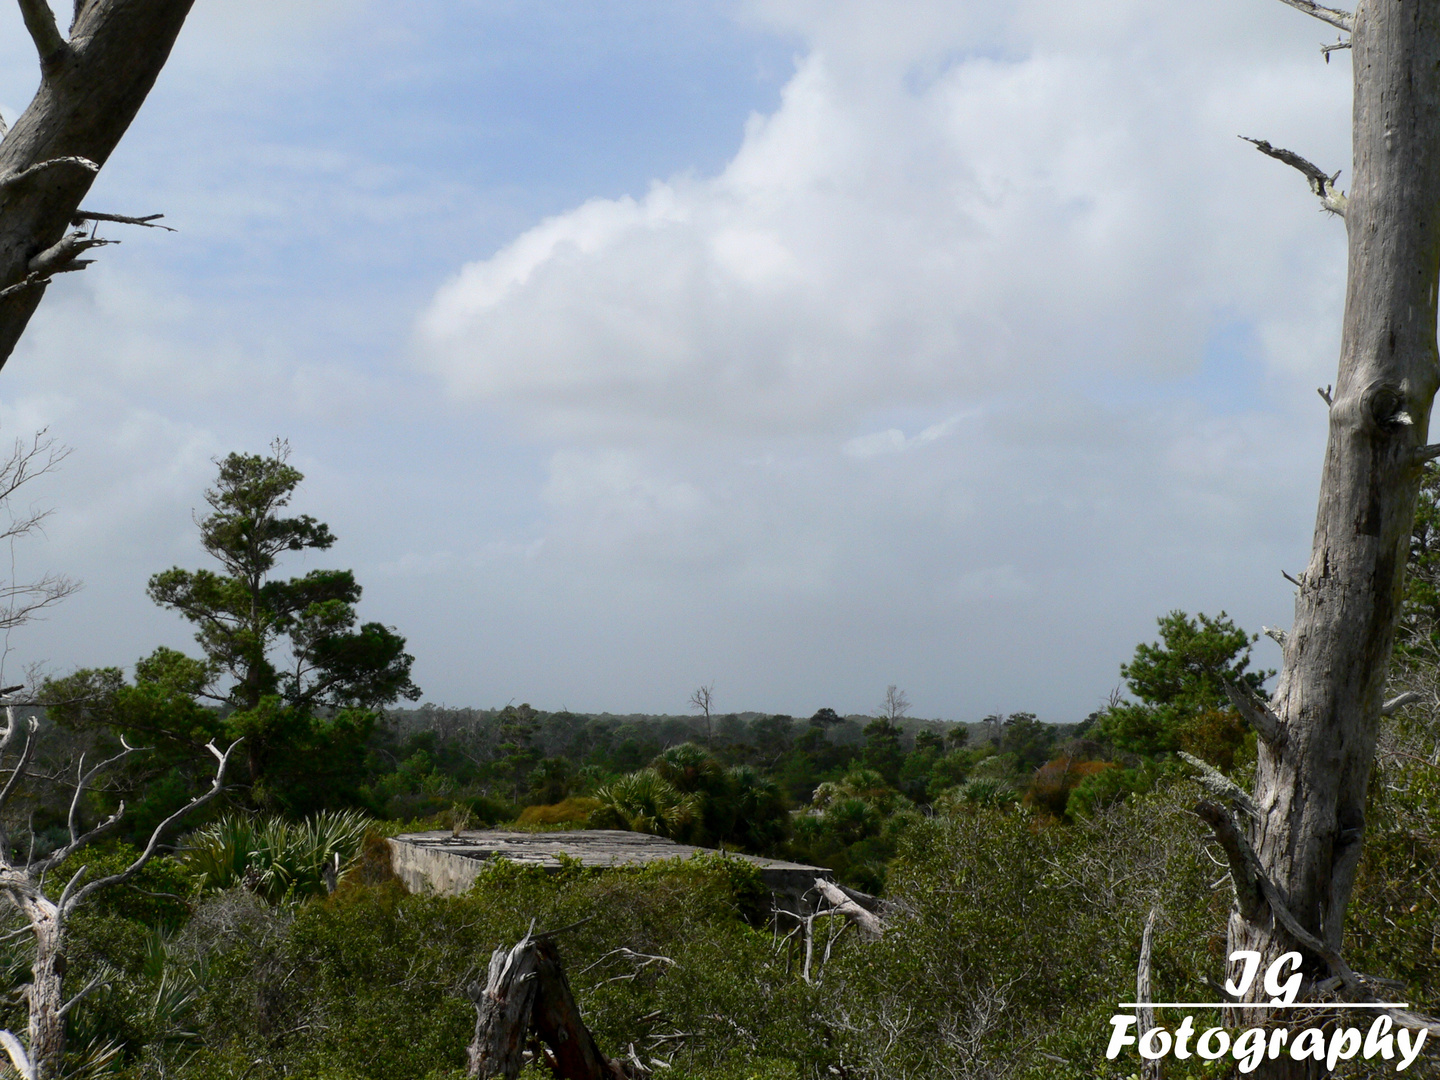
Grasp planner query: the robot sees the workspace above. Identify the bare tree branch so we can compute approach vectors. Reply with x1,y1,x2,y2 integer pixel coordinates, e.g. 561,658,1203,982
1415,444,1440,465
0,275,41,303
1193,800,1264,920
1382,690,1422,715
1181,752,1258,816
70,210,172,231
0,0,199,371
1241,137,1348,216
64,741,138,846
1262,625,1288,646
0,155,97,190
0,1029,33,1080
1274,0,1353,33
55,974,104,1020
62,738,239,914
0,715,38,817
27,230,111,277
15,0,67,66
1223,680,1285,746
814,878,884,940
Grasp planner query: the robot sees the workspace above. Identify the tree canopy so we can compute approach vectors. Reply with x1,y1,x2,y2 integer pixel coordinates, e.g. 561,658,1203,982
1090,610,1270,764
50,443,419,815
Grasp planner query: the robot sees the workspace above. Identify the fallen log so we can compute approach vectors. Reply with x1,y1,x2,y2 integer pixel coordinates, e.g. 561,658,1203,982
467,927,632,1080
814,878,884,941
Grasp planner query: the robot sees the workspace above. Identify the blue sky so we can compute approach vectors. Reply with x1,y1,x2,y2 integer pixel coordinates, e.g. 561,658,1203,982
0,0,1360,720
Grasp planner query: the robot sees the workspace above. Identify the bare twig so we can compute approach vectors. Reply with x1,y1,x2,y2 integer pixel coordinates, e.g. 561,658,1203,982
1193,800,1264,921
70,211,174,231
1242,137,1348,216
1318,385,1333,406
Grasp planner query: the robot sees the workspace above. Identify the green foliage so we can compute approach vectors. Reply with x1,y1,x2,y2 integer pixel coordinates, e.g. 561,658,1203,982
587,745,790,854
491,702,543,801
1090,611,1269,761
789,768,919,891
1344,703,1440,1012
860,717,904,785
819,784,1223,1078
589,769,699,837
1400,462,1440,651
143,443,418,809
181,810,371,903
924,748,973,797
28,713,1440,1080
999,711,1055,771
934,776,1019,811
1065,758,1169,819
123,857,804,1080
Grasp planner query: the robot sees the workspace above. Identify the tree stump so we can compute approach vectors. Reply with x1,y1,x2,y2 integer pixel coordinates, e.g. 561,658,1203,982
467,930,630,1080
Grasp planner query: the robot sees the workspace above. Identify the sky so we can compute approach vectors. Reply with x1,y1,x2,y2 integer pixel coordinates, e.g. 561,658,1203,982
0,0,1358,721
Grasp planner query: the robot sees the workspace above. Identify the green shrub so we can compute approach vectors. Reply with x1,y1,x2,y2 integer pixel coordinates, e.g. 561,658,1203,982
181,810,371,903
589,769,699,837
516,796,601,826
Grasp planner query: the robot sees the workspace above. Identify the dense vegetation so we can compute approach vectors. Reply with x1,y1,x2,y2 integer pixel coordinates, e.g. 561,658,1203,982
1,452,1436,1078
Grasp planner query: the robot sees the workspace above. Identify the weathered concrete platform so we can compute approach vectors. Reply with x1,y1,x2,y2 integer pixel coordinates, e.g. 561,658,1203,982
387,829,830,910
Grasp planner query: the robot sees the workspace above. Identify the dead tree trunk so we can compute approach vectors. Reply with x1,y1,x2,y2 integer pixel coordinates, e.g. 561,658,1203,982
0,0,194,371
1205,1,1440,1075
0,706,238,1080
467,930,630,1080
1135,907,1161,1080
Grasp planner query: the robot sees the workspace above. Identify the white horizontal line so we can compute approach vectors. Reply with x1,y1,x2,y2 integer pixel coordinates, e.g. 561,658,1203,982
1111,1008,1405,1013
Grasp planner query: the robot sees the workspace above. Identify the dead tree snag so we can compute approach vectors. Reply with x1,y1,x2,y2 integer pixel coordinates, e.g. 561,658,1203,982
0,700,238,1080
0,0,195,371
1198,1,1440,1074
467,927,631,1080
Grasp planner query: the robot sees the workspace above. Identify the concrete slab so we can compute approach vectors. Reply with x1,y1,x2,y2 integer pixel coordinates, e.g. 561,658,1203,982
387,829,830,911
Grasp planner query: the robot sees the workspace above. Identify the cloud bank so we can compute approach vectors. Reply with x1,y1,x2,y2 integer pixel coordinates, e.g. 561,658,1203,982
406,0,1349,714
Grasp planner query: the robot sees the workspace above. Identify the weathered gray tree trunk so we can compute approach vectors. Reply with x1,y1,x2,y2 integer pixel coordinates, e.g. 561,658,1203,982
1208,1,1440,1076
467,932,630,1080
0,0,195,370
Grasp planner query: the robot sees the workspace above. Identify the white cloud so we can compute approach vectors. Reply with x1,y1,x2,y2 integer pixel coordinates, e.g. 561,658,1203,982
843,413,971,458
417,0,1348,445
406,0,1346,714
